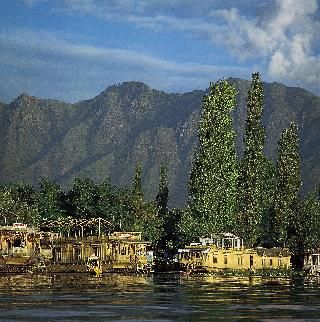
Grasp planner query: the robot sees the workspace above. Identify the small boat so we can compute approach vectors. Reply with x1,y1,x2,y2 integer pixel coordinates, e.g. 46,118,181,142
86,255,102,277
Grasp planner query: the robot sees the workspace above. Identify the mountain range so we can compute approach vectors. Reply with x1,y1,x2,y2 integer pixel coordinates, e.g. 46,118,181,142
1,79,320,207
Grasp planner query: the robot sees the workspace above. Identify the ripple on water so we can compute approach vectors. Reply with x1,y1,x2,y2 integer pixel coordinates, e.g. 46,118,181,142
0,274,319,321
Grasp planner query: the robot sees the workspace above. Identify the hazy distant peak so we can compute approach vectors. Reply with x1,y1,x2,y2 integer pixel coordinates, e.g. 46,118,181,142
10,92,40,106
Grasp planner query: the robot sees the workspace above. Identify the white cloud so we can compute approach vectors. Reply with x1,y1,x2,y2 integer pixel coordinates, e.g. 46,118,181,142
0,30,250,103
16,0,320,96
51,0,320,92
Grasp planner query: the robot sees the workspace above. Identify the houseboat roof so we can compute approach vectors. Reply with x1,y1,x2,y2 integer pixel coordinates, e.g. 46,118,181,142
0,224,39,233
109,232,142,241
255,247,290,257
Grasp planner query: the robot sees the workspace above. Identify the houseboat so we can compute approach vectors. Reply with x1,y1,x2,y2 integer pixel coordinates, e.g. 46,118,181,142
0,222,153,274
48,231,153,274
304,251,320,276
178,233,291,273
0,223,57,273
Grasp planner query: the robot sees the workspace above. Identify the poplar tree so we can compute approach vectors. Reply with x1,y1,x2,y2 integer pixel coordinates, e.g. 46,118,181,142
156,164,169,219
188,80,238,235
237,73,266,247
156,164,173,251
273,122,301,246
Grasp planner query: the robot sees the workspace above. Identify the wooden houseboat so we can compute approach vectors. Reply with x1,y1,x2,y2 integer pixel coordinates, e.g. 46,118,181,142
304,252,320,276
0,222,153,274
0,223,57,272
48,231,153,274
178,233,291,273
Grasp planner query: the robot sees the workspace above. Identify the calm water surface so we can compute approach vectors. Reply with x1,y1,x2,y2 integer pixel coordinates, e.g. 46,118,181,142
0,273,319,321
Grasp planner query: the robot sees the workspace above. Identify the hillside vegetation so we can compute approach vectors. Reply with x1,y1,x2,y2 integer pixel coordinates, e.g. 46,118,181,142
1,80,319,206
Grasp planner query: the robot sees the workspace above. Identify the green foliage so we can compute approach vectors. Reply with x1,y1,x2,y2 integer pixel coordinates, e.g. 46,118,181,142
96,177,115,222
237,73,268,247
273,122,302,246
37,177,65,220
0,186,39,226
187,80,239,235
67,177,99,218
255,158,277,247
178,206,203,244
9,183,38,206
156,164,169,217
155,164,179,251
288,193,320,256
128,165,164,246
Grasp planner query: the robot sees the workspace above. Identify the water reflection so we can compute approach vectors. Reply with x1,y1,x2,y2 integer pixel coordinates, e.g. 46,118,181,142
0,274,319,320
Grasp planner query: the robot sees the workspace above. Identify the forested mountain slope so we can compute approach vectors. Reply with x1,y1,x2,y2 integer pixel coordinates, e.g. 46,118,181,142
1,80,319,206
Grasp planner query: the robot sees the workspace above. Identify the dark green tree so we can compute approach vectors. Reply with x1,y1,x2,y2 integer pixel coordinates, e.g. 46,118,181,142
187,80,239,235
0,186,39,226
156,164,174,251
37,177,64,220
273,122,301,246
129,164,163,245
259,158,276,247
156,164,169,219
287,193,320,269
110,186,132,230
237,72,267,247
9,183,38,206
97,177,114,222
67,177,99,218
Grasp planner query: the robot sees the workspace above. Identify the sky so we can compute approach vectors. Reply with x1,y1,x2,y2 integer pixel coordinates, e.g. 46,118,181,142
0,0,319,103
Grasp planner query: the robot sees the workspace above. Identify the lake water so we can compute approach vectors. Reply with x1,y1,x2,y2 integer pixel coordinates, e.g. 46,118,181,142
0,273,320,321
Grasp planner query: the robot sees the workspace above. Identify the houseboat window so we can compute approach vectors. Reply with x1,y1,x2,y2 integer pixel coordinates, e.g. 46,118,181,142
13,238,22,247
224,255,228,265
312,255,319,265
213,256,218,264
238,256,243,266
74,247,81,261
262,258,266,267
224,240,232,249
92,247,101,257
195,252,201,259
270,259,273,267
55,247,62,261
121,247,126,255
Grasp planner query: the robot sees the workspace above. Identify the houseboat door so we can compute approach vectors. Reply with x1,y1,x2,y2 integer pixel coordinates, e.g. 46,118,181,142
250,255,254,268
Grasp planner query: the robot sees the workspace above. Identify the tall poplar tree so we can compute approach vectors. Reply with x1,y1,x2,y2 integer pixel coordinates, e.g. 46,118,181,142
156,164,173,251
237,73,266,247
188,80,238,235
273,122,301,246
156,164,169,219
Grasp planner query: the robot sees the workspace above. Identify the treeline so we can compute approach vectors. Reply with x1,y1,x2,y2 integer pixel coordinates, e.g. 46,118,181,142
1,73,320,268
0,165,176,247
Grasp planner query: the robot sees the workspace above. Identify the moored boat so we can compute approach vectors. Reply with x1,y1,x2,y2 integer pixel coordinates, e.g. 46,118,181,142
178,233,291,274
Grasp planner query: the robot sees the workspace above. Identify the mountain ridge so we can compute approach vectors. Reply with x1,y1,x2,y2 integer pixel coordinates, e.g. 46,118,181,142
1,79,320,206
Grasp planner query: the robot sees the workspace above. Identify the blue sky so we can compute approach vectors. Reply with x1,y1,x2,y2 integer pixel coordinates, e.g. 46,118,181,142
0,0,319,103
